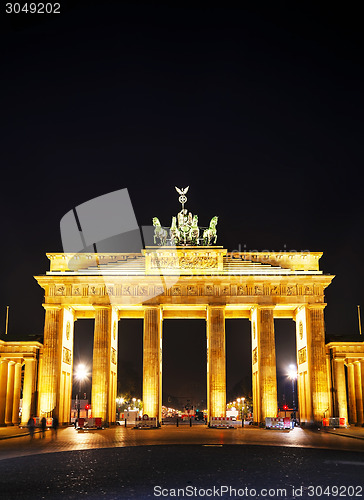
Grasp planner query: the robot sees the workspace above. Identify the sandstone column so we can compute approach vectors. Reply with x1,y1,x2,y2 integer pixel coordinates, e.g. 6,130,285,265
354,361,363,425
307,305,330,425
333,356,348,423
91,306,112,424
256,306,277,423
12,362,22,424
38,305,62,418
21,358,36,425
108,308,118,425
207,306,226,420
347,363,356,424
0,360,9,426
5,361,15,425
294,306,311,424
143,306,162,422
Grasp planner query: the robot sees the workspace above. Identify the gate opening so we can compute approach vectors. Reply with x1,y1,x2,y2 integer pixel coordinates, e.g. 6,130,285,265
162,319,206,415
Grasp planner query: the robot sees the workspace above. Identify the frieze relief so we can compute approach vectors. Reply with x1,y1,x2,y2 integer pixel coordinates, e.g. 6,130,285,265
47,280,323,300
151,255,218,270
111,347,117,365
252,347,258,365
298,346,307,364
137,285,148,296
62,347,72,365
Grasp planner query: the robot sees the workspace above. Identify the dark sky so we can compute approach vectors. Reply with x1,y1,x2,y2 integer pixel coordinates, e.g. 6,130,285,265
1,1,363,407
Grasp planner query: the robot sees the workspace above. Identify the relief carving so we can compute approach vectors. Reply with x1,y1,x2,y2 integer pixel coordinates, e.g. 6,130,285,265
155,285,164,296
111,347,117,365
298,347,307,364
151,254,218,270
252,347,258,365
62,347,72,365
298,321,304,340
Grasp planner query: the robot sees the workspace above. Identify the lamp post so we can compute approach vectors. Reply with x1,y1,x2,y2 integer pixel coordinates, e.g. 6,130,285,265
287,364,297,421
75,364,88,419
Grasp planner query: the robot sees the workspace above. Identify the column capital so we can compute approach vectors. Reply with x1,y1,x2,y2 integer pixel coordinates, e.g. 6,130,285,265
93,305,112,311
250,305,275,311
306,303,327,311
334,355,346,362
43,304,62,311
207,305,226,313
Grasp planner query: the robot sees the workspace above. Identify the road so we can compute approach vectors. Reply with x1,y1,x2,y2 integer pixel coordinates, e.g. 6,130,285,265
0,426,363,499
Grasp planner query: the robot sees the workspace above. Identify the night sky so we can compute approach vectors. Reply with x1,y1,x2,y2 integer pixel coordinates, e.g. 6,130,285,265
1,2,363,409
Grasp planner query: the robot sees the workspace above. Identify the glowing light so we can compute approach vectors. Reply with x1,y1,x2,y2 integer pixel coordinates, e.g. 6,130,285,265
75,363,88,381
288,364,297,380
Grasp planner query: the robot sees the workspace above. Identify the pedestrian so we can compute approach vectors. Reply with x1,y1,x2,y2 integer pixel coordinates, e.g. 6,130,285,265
52,415,59,439
40,416,47,438
27,415,35,440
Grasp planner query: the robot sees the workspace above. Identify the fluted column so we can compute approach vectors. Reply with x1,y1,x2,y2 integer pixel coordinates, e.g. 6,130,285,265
21,358,36,425
333,357,348,423
0,360,9,426
38,305,62,418
354,362,363,425
307,305,330,425
5,361,15,425
257,307,277,422
207,306,226,419
91,306,112,423
347,363,356,424
143,306,162,421
12,362,22,424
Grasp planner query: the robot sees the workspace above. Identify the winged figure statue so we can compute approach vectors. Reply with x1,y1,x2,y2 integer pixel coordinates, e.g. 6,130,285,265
175,186,189,195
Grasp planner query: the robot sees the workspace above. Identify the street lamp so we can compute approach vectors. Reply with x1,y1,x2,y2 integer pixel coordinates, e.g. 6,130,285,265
75,363,88,418
287,364,297,420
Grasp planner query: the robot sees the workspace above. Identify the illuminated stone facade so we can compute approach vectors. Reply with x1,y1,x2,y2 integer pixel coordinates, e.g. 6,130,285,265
34,246,336,426
326,341,364,425
0,340,42,425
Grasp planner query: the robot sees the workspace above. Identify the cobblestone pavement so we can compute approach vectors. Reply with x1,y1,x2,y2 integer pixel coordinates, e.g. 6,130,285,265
1,425,364,461
1,426,364,499
0,443,363,499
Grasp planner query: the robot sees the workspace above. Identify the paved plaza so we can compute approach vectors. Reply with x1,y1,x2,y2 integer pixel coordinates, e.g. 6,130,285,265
1,424,364,460
0,426,364,499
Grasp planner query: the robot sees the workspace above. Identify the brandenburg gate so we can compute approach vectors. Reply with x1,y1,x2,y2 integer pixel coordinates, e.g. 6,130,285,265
33,188,335,427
